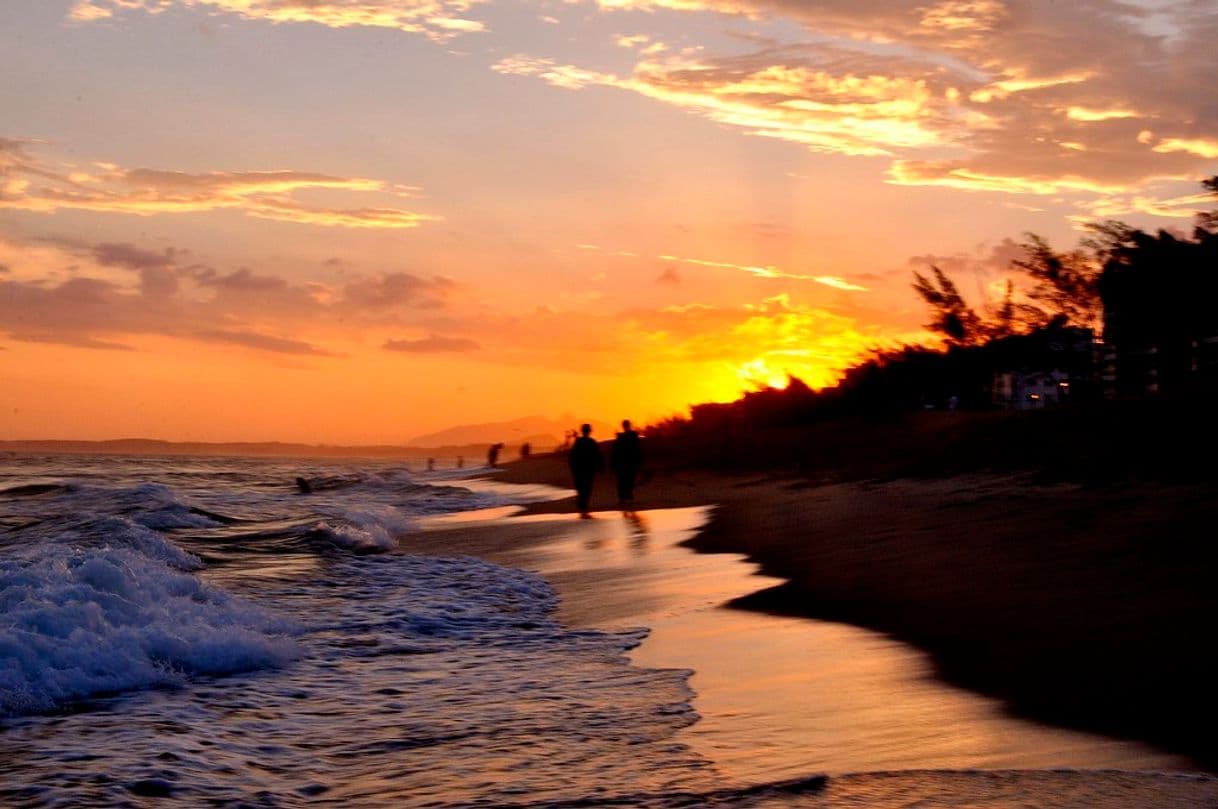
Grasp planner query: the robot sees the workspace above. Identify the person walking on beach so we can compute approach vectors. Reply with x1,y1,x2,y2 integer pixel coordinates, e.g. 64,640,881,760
610,419,643,511
568,423,603,519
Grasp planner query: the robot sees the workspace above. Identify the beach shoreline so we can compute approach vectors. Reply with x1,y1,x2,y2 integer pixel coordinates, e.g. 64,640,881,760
408,502,1196,781
490,455,1218,772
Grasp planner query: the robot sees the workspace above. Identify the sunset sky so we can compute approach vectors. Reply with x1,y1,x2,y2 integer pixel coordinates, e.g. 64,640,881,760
2,0,1216,442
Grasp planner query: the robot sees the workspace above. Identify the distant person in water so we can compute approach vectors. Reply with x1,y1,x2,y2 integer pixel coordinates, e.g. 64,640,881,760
457,455,464,469
610,419,643,511
295,476,312,494
568,423,603,519
427,457,435,472
487,443,504,467
520,442,531,460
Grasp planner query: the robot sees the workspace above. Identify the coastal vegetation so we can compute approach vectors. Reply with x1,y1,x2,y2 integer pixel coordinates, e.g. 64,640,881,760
644,177,1218,484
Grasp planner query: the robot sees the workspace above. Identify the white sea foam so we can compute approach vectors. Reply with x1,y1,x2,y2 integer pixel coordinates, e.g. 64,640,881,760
0,520,299,716
103,516,207,571
124,483,224,529
314,504,414,551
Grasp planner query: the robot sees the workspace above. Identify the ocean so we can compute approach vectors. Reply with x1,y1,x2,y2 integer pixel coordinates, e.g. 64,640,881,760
2,454,1216,808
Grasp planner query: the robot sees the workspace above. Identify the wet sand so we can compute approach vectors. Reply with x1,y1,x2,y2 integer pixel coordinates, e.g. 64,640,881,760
487,457,1218,771
408,502,1197,782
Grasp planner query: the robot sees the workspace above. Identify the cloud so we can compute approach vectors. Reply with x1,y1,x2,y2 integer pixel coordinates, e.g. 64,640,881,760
495,49,959,157
494,0,1218,216
1070,190,1215,223
67,0,486,41
195,329,340,356
0,234,462,355
657,266,682,284
917,0,1007,34
616,34,651,49
1064,106,1140,122
887,161,1128,196
90,242,182,270
343,272,457,310
811,275,868,292
0,139,439,229
76,241,186,297
658,253,807,280
196,267,290,293
0,273,173,350
1153,138,1218,159
906,237,1032,314
382,334,479,352
657,253,867,289
6,332,136,351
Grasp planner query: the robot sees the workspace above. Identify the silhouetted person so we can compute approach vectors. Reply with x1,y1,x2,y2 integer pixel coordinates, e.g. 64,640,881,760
610,419,643,510
487,442,503,467
295,476,312,494
567,423,603,519
427,457,435,472
456,455,464,469
520,442,531,460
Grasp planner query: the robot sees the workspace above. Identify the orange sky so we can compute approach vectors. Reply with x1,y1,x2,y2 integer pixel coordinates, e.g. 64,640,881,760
2,0,1216,442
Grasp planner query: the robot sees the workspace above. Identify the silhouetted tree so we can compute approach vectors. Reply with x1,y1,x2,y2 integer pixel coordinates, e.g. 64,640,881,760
1098,219,1218,395
912,266,985,346
1198,176,1218,231
987,279,1016,340
1010,233,1102,330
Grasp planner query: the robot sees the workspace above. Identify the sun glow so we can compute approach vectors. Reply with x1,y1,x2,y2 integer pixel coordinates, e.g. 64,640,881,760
736,358,792,391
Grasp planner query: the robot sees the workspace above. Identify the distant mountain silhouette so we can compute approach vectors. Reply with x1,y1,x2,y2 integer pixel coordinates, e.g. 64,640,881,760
0,416,620,460
408,415,609,449
0,439,443,459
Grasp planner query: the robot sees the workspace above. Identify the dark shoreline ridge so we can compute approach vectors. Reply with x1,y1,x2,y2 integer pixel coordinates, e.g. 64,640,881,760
500,456,1218,772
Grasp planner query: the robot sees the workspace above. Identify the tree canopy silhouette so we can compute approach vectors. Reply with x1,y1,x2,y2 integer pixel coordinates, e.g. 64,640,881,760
911,266,985,346
1010,233,1102,330
1200,176,1218,231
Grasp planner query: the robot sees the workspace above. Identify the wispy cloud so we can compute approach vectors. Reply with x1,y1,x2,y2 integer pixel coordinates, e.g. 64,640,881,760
0,138,439,229
344,273,457,310
195,329,341,356
68,0,486,41
495,52,958,158
658,254,867,290
383,334,479,352
1152,138,1218,159
811,275,868,292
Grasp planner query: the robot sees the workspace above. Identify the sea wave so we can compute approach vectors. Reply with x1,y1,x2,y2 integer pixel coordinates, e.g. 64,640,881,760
0,517,299,716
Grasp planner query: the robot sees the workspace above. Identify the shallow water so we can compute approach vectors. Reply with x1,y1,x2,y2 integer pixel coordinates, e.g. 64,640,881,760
420,506,1218,804
0,456,713,806
2,454,1215,807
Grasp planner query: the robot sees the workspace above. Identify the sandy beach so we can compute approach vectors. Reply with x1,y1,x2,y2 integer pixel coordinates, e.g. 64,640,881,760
479,455,1218,774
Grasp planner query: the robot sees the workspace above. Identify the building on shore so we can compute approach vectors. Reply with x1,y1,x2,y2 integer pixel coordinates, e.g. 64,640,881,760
990,327,1096,410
